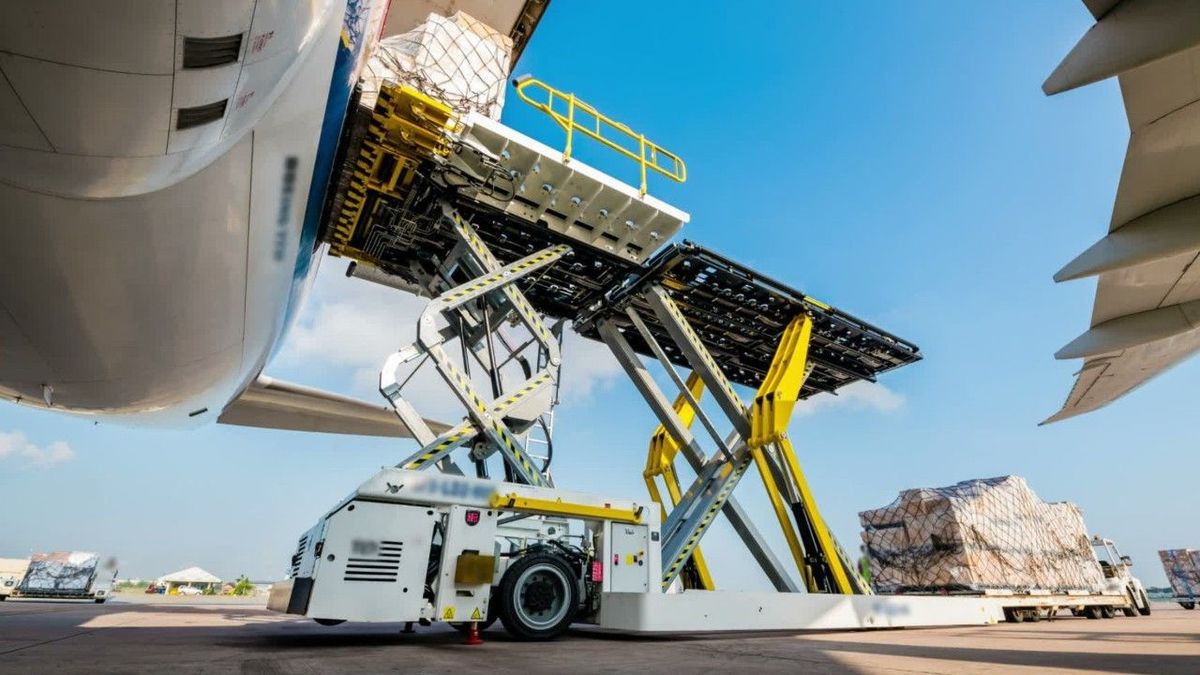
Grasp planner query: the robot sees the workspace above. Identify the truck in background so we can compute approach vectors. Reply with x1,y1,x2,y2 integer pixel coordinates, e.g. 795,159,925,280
1090,537,1151,617
12,552,117,603
1159,549,1199,610
0,558,30,601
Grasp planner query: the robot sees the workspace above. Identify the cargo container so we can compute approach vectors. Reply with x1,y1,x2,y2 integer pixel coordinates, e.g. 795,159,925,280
1158,549,1199,610
13,552,117,603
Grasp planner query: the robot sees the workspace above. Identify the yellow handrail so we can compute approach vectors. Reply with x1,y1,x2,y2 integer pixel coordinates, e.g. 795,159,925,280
512,75,686,196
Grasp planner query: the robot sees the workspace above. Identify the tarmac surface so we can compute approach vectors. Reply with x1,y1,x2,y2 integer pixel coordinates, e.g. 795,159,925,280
1,596,1196,674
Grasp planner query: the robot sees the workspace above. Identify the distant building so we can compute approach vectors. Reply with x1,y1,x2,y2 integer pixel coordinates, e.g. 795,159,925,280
156,567,221,594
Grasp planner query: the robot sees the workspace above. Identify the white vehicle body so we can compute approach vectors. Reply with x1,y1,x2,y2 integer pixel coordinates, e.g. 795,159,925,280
0,559,28,600
270,469,1007,638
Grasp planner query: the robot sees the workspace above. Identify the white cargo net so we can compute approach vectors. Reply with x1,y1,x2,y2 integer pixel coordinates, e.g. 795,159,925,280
362,11,512,119
859,475,1105,593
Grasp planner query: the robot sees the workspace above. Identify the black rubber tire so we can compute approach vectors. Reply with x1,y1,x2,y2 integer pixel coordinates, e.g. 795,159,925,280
1122,590,1138,617
1070,608,1084,617
94,598,106,604
1085,605,1103,619
1100,605,1116,619
1024,609,1041,623
1137,590,1151,616
0,596,6,601
1003,608,1019,624
496,552,578,641
1181,602,1196,610
313,618,346,626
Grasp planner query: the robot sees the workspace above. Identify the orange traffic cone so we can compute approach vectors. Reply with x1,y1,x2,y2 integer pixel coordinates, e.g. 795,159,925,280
465,621,484,646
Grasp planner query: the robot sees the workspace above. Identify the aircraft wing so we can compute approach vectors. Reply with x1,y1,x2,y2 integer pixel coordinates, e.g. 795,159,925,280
1042,0,1200,423
218,376,450,438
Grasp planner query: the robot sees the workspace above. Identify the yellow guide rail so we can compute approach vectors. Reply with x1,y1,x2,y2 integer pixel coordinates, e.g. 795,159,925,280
513,75,686,196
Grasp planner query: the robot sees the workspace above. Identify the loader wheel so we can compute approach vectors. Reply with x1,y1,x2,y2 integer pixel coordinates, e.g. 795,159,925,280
1122,590,1138,617
1137,590,1151,616
496,553,578,640
1181,602,1196,610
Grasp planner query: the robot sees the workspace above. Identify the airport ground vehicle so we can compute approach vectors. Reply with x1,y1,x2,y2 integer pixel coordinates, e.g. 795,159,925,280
0,558,29,601
271,4,1172,639
270,469,1004,638
1090,537,1151,617
12,552,117,603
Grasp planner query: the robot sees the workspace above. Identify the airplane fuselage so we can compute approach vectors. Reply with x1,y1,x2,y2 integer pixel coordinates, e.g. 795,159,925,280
0,0,380,424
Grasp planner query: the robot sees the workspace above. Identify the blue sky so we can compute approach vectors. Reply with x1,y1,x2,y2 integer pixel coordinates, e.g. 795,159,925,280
1,1,1194,588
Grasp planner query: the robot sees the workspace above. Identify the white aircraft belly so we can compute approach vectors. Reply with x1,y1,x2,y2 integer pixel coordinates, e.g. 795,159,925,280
0,136,251,415
0,3,344,421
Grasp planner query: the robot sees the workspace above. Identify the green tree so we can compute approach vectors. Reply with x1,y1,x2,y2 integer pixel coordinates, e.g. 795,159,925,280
232,575,255,596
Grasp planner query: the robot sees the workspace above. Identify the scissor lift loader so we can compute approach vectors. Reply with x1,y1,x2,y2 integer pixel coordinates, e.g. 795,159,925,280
270,78,1004,638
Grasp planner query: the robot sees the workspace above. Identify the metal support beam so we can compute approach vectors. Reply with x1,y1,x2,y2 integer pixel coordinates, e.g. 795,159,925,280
625,308,732,458
378,202,569,487
597,318,799,592
644,286,750,437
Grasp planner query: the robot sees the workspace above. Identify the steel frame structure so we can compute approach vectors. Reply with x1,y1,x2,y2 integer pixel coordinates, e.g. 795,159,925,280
597,287,868,593
326,83,918,597
379,201,565,487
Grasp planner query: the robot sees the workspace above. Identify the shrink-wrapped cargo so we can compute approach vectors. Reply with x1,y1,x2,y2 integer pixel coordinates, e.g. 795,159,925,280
361,11,512,117
1159,549,1200,598
17,551,98,593
859,476,1104,593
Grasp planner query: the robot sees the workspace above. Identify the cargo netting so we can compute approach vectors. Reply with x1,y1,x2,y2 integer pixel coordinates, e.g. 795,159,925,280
17,551,98,592
361,11,511,118
1159,549,1200,598
859,475,1104,593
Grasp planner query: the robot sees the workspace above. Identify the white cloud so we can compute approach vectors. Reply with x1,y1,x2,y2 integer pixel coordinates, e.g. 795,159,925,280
0,430,75,468
795,380,905,416
557,328,623,404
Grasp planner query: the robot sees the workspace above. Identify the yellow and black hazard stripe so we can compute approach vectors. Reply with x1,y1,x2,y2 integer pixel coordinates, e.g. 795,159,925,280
660,454,752,588
658,290,743,408
403,426,474,469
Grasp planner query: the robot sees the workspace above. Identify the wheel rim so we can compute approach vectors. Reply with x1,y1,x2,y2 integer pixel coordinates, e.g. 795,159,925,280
513,563,571,630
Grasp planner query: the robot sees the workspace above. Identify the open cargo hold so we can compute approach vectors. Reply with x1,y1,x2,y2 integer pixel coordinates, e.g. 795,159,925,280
860,476,1104,593
1159,549,1200,599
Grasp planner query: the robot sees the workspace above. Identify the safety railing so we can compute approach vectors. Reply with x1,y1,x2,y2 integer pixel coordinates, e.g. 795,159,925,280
512,75,686,196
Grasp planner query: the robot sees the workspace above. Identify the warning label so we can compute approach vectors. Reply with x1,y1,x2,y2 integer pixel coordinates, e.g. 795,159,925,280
443,607,455,620
471,607,483,620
